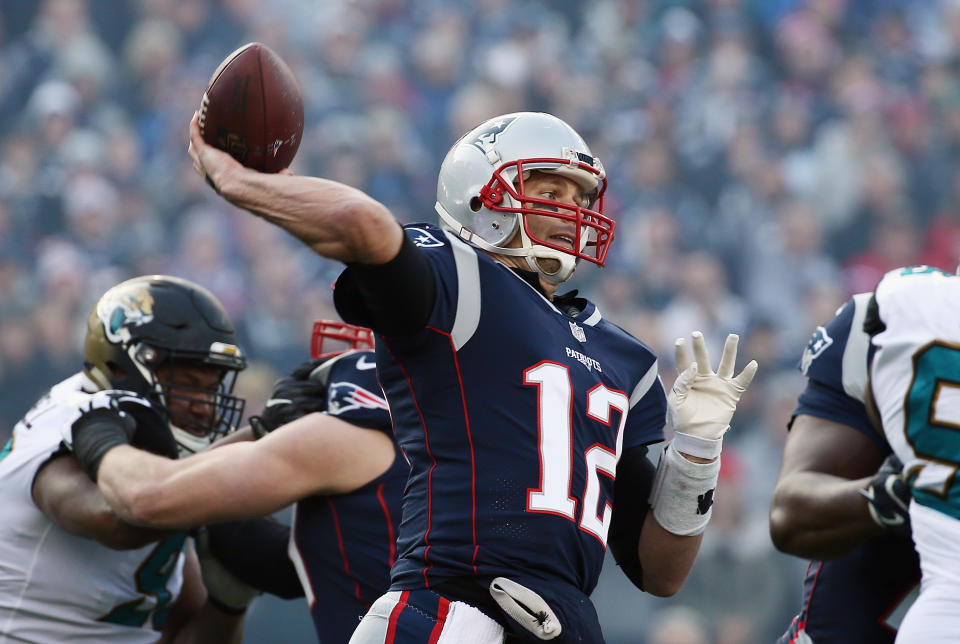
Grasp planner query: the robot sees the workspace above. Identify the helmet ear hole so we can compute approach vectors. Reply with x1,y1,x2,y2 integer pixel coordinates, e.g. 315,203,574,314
469,196,483,212
106,361,128,379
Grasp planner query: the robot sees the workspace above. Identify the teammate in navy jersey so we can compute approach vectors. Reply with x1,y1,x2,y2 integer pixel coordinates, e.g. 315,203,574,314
187,110,757,643
770,294,920,643
70,319,408,643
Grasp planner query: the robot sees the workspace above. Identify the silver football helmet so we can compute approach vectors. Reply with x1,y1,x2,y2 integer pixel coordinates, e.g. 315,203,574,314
435,112,614,284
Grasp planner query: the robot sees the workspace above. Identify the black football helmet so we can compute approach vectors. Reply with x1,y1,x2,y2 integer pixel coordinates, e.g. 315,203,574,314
83,275,246,455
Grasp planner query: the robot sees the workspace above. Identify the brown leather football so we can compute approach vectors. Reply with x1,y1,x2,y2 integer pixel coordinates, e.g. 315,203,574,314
198,42,304,173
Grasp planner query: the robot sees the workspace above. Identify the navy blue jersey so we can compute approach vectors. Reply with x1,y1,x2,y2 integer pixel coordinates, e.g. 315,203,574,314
337,224,666,640
288,350,408,643
781,295,920,644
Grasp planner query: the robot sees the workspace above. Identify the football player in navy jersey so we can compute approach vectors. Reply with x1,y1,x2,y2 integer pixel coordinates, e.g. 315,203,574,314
187,110,758,643
69,319,408,643
770,293,920,643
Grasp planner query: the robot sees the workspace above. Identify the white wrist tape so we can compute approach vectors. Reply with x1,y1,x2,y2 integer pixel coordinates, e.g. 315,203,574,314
649,444,721,536
671,431,723,460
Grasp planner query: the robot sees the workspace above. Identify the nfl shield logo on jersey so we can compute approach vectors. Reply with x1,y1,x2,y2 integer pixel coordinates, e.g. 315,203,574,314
569,321,586,343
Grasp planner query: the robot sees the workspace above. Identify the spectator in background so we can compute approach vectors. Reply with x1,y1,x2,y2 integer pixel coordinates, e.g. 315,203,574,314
0,313,45,431
657,250,750,362
648,606,709,644
843,215,923,294
743,198,839,355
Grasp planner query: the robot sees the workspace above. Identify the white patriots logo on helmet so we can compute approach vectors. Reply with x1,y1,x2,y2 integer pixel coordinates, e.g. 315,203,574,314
468,116,517,154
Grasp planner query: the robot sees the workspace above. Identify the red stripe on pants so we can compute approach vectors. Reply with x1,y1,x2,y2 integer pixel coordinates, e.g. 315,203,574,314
385,591,411,644
428,597,451,644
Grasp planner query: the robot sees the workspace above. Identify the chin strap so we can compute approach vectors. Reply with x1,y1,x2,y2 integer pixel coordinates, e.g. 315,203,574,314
438,202,579,286
522,248,576,285
170,424,213,457
519,232,577,284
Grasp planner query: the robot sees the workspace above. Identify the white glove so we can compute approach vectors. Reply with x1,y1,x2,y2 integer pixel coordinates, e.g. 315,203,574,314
668,332,758,441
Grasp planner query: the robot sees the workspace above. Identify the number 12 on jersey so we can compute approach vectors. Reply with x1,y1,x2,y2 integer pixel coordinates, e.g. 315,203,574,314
524,361,629,544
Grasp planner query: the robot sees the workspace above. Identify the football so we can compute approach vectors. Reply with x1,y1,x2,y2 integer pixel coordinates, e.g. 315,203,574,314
198,42,304,173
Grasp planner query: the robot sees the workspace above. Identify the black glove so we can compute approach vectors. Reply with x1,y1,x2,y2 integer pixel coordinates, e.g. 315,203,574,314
70,391,177,482
203,518,303,599
70,407,135,482
860,453,911,538
194,525,261,614
249,358,327,438
122,402,179,460
70,391,178,482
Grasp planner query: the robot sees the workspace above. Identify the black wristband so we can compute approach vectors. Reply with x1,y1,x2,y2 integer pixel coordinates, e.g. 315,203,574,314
205,593,248,616
71,408,135,482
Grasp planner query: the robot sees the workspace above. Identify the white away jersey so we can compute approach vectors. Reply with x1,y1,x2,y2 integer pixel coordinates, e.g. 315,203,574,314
0,373,185,644
869,266,960,520
870,265,960,643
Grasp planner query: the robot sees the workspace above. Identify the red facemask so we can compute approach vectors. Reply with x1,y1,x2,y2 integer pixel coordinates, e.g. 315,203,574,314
311,320,375,360
478,158,615,266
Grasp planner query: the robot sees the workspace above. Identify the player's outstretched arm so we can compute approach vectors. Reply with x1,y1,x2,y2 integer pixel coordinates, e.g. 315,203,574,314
31,454,177,550
769,415,887,559
635,332,757,596
91,413,396,529
187,112,402,265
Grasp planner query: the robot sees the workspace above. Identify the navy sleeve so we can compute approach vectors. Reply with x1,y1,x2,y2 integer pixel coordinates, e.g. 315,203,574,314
799,298,855,391
793,380,881,445
333,230,437,335
324,352,392,433
336,223,464,338
794,296,885,447
624,375,667,450
608,445,655,590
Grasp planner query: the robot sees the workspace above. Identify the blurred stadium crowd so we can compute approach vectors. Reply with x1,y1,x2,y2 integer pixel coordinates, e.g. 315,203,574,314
0,0,957,642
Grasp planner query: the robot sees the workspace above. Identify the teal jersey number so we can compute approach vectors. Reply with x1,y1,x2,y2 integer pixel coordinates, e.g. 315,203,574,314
99,533,187,629
904,343,960,518
899,265,954,278
0,438,12,462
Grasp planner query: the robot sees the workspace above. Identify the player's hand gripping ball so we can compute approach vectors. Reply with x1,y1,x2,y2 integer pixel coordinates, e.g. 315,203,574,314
198,42,304,173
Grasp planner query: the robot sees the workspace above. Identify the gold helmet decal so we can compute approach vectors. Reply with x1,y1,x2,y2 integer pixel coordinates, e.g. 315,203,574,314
96,282,156,343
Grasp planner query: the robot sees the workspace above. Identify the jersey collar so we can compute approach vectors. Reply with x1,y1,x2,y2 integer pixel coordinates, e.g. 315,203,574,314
509,267,587,315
